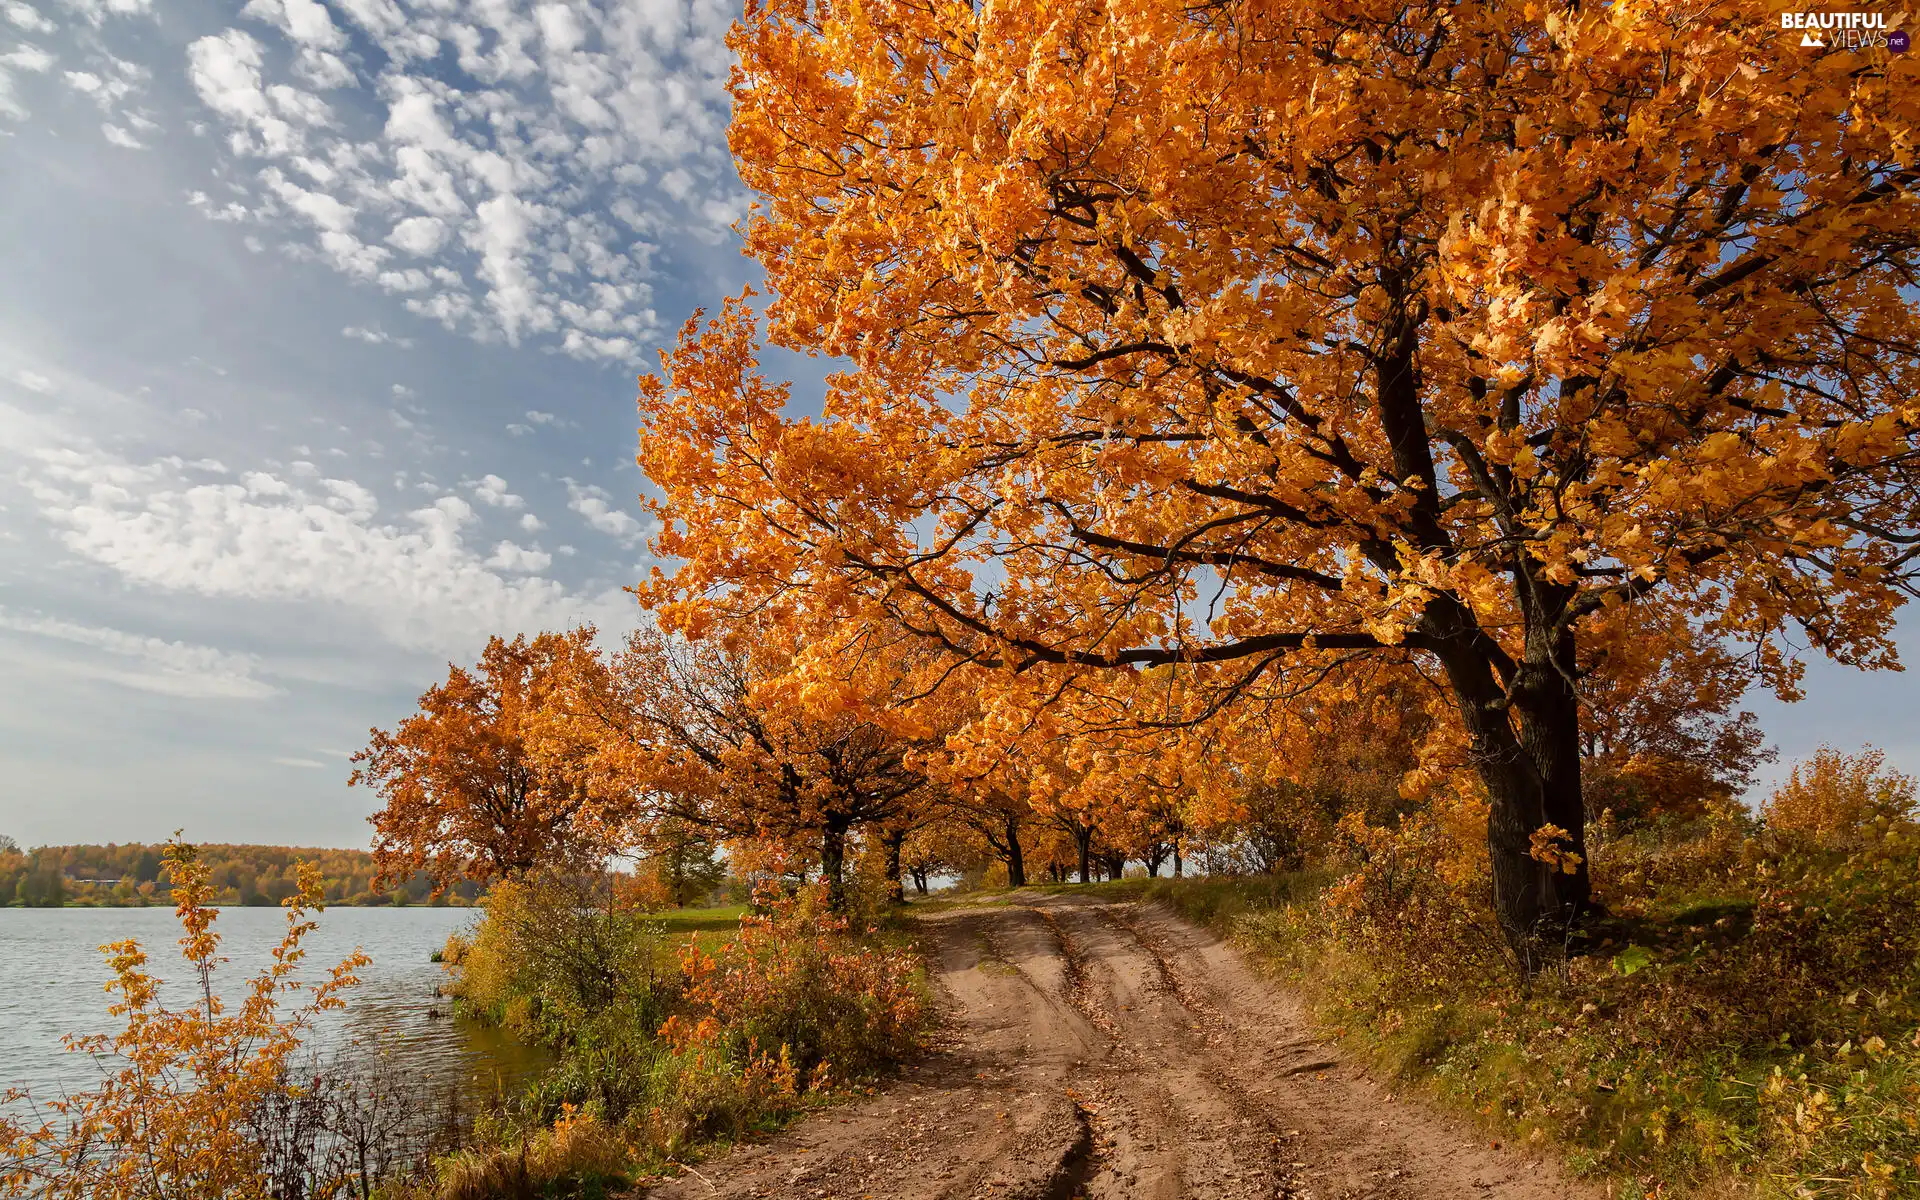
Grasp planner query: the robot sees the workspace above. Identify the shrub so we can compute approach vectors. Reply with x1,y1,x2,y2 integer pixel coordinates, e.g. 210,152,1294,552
0,841,372,1200
436,879,932,1182
1762,746,1917,846
1708,822,1920,1043
666,883,930,1082
1320,808,1511,990
442,873,677,1043
433,1105,631,1200
1147,744,1920,1198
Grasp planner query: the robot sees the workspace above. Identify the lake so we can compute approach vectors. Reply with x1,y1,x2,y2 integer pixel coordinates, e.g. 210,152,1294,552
0,904,551,1110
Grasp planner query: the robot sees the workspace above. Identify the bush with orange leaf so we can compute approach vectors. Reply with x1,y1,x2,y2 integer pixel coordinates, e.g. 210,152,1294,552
666,883,928,1083
1762,745,1918,846
1157,743,1920,1199
430,877,931,1180
0,840,371,1200
1319,805,1512,992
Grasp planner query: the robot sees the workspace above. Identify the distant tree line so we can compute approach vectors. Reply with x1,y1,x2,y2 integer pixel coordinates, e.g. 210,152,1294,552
0,837,480,908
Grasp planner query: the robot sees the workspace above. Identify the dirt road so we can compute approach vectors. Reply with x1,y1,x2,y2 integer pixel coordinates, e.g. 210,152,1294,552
647,891,1599,1200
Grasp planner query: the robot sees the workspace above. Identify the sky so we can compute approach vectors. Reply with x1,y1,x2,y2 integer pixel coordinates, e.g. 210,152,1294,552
0,0,782,847
0,0,1915,850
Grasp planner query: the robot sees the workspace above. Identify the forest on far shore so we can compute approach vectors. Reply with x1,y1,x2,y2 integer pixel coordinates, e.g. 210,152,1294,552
0,838,482,908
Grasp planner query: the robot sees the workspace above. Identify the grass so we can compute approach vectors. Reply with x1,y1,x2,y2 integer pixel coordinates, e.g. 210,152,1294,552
425,885,935,1197
649,904,748,952
903,877,1153,911
1140,862,1920,1200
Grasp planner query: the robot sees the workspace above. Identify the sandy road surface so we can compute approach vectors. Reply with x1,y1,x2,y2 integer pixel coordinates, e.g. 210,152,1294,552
645,891,1599,1200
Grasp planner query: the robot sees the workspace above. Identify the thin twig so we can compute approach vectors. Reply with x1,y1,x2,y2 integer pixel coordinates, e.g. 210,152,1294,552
673,1161,719,1192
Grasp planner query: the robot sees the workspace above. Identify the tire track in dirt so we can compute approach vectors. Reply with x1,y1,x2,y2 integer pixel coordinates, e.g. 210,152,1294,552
1048,899,1290,1198
640,892,1602,1200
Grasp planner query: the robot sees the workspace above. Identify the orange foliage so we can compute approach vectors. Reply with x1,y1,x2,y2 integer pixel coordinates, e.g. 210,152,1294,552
539,619,945,904
665,885,928,1081
1762,745,1918,844
1578,615,1775,826
638,0,1920,948
1,841,367,1199
0,842,466,908
353,629,638,889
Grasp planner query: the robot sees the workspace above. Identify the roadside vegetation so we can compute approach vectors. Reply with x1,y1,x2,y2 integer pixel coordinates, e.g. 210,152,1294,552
427,872,928,1194
2,843,931,1198
1139,746,1920,1200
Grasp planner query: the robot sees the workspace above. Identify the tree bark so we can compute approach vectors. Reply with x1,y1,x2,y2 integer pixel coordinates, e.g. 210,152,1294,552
1003,815,1027,888
1143,842,1169,877
820,819,851,911
1431,617,1590,971
1074,825,1093,884
882,827,905,905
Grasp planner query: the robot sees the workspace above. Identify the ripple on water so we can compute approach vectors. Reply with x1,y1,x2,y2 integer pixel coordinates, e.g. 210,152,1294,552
0,905,552,1106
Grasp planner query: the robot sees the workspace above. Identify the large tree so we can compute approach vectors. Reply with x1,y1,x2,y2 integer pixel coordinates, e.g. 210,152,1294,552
352,630,630,889
638,0,1920,952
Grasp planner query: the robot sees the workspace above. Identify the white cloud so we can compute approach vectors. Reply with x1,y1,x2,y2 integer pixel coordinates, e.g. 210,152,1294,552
188,191,249,221
343,324,413,348
469,473,523,509
240,0,354,89
266,167,354,232
525,409,559,425
172,0,735,362
1,43,53,72
386,213,446,255
0,607,279,699
187,30,314,157
63,69,103,97
101,120,141,147
484,540,550,572
61,0,152,28
242,0,343,48
518,512,543,533
272,756,326,768
564,478,646,545
3,2,56,33
12,370,53,393
20,443,632,654
470,193,546,342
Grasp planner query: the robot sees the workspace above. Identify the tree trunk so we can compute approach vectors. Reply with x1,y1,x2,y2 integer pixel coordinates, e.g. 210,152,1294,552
1074,826,1092,884
1003,815,1027,888
1144,843,1168,877
910,867,929,895
882,827,905,905
1433,621,1591,971
1173,843,1182,877
820,820,851,911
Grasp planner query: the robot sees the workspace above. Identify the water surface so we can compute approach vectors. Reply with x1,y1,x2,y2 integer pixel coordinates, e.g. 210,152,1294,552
0,905,550,1106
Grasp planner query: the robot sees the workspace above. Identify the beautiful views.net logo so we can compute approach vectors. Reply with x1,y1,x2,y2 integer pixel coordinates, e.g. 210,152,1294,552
1780,11,1907,51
